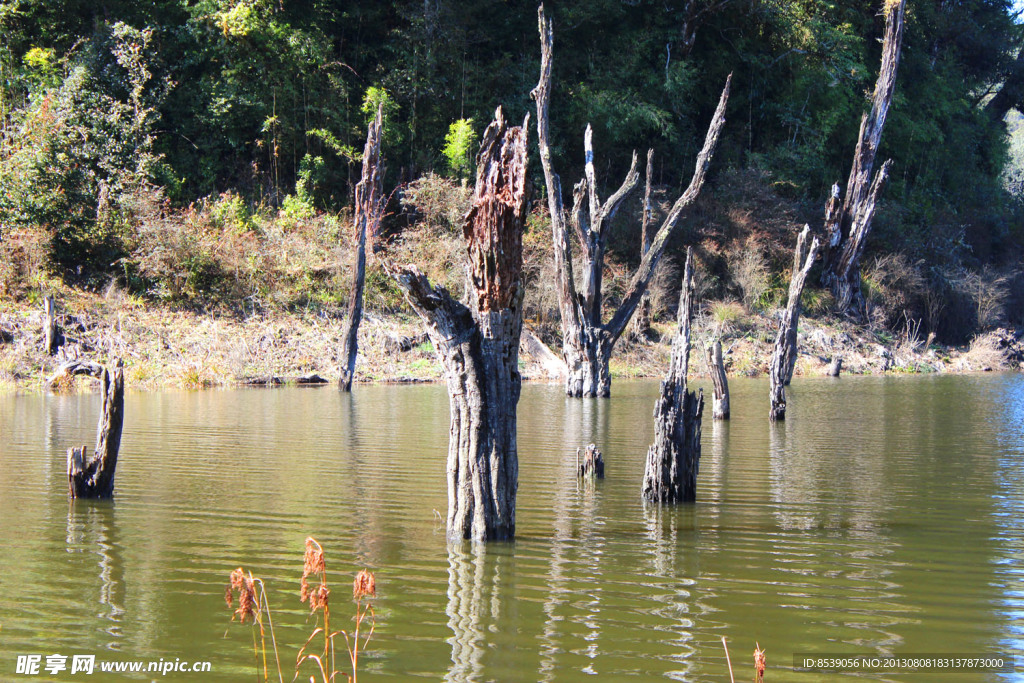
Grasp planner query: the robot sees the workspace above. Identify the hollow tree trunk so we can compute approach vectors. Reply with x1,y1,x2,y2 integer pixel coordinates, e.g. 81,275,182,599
770,226,821,421
532,4,731,398
820,0,905,314
340,105,384,392
394,108,529,542
68,359,124,498
706,338,729,420
642,249,704,503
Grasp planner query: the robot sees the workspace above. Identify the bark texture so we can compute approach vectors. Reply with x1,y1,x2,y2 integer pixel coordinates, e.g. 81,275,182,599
770,225,821,421
828,355,843,377
820,0,905,313
68,359,124,499
340,105,384,391
642,249,704,503
394,108,529,542
532,4,730,398
706,338,730,420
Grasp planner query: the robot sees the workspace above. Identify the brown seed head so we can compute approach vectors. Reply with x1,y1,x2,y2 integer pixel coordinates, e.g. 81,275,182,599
308,583,330,613
353,569,376,601
227,567,258,624
753,643,766,682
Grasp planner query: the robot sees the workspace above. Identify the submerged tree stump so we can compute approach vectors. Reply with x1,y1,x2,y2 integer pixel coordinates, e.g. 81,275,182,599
68,359,124,499
706,338,730,420
577,444,605,479
642,248,704,503
340,105,385,392
394,108,529,542
769,226,821,421
828,355,843,377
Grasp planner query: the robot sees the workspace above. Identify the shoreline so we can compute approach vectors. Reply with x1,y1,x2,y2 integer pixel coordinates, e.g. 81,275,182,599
2,291,1021,395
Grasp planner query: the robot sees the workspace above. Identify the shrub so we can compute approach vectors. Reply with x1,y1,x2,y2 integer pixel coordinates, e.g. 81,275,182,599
401,173,471,233
442,118,477,179
728,239,770,311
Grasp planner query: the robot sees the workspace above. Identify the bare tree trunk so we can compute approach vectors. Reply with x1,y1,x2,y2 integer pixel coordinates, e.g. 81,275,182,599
631,150,655,340
532,4,730,398
43,295,60,355
576,443,604,479
770,226,821,421
394,108,529,542
642,249,704,503
706,338,729,420
820,0,905,314
68,359,124,499
340,105,385,392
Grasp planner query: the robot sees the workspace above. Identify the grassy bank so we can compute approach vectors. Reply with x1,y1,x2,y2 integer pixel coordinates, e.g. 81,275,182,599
2,285,1020,395
2,171,1022,394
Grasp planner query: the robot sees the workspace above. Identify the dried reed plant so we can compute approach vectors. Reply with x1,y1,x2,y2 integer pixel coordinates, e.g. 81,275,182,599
225,568,283,682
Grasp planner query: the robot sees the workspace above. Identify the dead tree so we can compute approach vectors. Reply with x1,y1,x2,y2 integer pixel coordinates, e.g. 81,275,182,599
393,108,529,542
532,4,731,398
704,338,729,420
43,295,60,355
769,226,821,421
820,0,905,313
642,248,704,503
68,359,124,498
340,105,385,392
631,150,655,340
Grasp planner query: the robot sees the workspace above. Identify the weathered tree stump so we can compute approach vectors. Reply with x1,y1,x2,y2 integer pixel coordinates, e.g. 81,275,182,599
642,248,704,503
532,5,731,397
576,444,605,479
706,338,730,420
43,295,61,355
340,104,385,392
393,108,529,542
770,226,821,421
828,355,843,377
68,359,125,499
820,0,905,313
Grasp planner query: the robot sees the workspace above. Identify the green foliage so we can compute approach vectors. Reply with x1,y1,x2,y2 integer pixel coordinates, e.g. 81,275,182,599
442,118,477,179
0,21,170,278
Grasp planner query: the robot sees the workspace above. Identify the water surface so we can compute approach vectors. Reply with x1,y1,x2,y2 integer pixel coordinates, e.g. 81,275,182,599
1,375,1022,681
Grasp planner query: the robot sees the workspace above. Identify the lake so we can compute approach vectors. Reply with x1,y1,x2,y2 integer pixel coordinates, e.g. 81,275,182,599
1,375,1023,681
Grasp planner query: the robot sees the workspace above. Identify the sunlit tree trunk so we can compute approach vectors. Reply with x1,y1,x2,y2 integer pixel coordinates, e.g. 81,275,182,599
395,108,529,542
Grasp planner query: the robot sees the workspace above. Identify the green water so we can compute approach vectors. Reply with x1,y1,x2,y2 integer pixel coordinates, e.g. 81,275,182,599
1,375,1023,681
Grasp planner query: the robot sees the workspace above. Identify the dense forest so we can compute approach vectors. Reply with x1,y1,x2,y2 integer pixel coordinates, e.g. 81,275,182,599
2,0,1024,343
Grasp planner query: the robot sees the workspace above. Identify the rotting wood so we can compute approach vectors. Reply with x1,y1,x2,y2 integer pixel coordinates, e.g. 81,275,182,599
393,107,529,542
820,0,905,314
705,338,730,420
68,359,124,499
828,355,843,377
532,4,731,398
770,225,821,421
48,358,105,387
642,248,704,503
340,104,385,392
577,443,605,479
